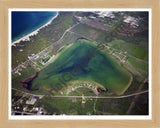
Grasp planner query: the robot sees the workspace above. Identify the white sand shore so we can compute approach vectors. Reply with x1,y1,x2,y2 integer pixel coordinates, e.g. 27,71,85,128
12,12,59,46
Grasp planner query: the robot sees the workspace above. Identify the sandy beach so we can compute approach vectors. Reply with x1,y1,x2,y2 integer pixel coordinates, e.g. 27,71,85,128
12,12,59,46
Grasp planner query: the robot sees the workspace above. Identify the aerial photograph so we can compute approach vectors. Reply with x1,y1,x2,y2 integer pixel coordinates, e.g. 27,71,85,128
11,10,149,116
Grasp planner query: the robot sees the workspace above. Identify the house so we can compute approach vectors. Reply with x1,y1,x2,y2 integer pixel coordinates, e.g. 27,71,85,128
28,54,35,59
26,96,39,105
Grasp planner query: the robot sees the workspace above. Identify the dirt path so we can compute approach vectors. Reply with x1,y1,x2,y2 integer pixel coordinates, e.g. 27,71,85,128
93,96,98,113
126,83,146,115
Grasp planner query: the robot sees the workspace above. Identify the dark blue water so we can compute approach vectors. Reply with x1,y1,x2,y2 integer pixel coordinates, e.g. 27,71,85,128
12,11,57,42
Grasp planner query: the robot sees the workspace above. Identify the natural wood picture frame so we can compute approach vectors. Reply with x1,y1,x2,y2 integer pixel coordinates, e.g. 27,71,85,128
0,0,160,128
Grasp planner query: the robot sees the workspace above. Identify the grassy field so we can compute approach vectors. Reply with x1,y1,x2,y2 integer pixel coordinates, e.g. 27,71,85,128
36,92,135,115
71,23,108,43
95,96,134,115
132,47,148,61
37,96,96,115
31,39,132,95
128,58,148,75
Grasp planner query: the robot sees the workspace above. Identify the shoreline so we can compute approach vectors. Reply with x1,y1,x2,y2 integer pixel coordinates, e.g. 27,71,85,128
12,12,59,46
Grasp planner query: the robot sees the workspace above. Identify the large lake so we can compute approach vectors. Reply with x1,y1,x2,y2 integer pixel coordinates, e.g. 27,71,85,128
31,39,132,95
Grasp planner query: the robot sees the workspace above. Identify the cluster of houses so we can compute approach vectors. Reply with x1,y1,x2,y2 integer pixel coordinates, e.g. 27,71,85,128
63,83,98,96
123,16,140,28
104,44,128,63
12,62,27,75
28,54,39,60
12,95,46,115
12,54,39,75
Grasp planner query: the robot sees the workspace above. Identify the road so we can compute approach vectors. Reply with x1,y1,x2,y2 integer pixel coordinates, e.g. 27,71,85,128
12,88,148,99
48,90,148,99
58,23,79,41
12,88,44,97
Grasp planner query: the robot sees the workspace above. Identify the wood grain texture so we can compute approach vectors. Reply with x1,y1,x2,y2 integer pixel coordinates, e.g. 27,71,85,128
0,0,160,128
